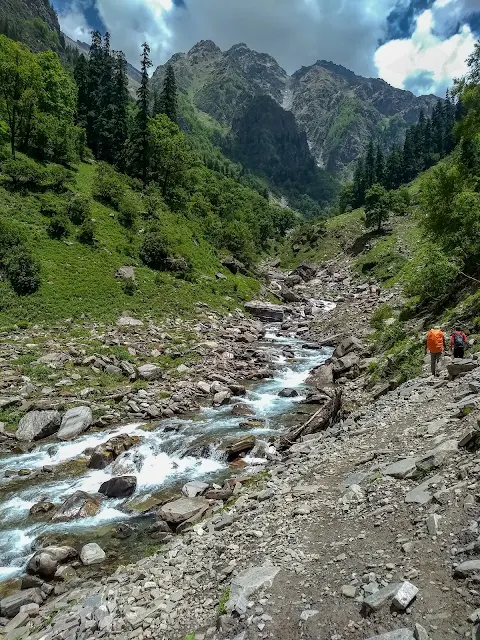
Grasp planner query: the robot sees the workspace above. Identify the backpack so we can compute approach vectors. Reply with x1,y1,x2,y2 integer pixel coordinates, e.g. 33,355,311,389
453,332,465,348
427,329,444,353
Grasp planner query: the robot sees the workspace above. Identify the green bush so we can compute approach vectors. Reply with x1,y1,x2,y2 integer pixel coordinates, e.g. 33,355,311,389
370,304,394,330
117,194,139,229
405,244,460,306
47,214,69,239
67,194,90,225
4,246,40,295
43,164,74,192
39,193,66,218
1,157,45,191
166,255,194,281
122,279,136,296
77,219,95,245
139,231,171,270
93,163,125,210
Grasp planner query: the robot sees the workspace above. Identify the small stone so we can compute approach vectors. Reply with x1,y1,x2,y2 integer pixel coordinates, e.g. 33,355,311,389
341,585,357,598
363,583,402,612
300,609,319,621
426,513,442,536
392,581,419,610
414,623,430,640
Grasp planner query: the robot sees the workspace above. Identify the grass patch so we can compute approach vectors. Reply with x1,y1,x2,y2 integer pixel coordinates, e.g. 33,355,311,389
217,587,230,616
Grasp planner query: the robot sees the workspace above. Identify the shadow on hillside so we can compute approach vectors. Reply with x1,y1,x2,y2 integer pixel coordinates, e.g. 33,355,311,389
347,228,391,257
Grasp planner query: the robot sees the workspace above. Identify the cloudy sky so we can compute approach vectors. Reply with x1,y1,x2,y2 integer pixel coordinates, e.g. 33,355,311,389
52,0,480,96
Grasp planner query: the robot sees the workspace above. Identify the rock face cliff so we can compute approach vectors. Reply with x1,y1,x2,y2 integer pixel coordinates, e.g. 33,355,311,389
0,0,61,48
152,41,439,174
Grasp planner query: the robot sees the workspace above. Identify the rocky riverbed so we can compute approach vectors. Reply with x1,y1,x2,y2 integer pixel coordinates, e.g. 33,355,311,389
4,260,478,640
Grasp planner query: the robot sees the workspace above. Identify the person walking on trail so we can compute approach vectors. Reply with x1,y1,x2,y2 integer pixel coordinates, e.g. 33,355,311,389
450,327,467,359
425,326,447,376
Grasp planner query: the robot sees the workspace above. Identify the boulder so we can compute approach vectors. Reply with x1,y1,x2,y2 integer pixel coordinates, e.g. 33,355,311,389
280,285,301,303
80,543,106,566
332,353,360,377
291,263,317,282
158,497,209,524
88,434,141,469
182,480,209,498
221,256,247,275
29,501,55,517
363,582,402,612
447,359,479,378
117,316,143,327
278,388,299,398
225,435,256,460
51,490,100,522
137,364,162,381
307,364,334,389
213,390,231,406
405,474,444,505
115,266,135,280
57,406,93,441
454,559,480,577
99,475,137,498
0,589,44,619
226,565,280,615
16,410,61,441
244,301,284,323
383,458,417,479
231,403,255,417
333,336,364,359
27,546,77,579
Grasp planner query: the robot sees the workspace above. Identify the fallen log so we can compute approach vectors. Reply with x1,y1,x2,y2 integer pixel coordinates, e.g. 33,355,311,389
277,389,342,451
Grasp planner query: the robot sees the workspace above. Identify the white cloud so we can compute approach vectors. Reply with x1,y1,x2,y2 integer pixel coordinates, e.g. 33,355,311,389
375,0,476,95
57,0,93,43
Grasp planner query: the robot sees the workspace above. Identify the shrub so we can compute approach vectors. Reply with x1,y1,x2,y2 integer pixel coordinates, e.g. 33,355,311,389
405,244,460,306
47,214,69,239
370,304,394,330
117,194,140,229
4,246,40,295
67,194,90,225
139,231,171,270
39,193,66,218
43,164,74,192
166,255,194,281
77,219,95,245
122,279,136,296
1,158,45,191
93,163,125,210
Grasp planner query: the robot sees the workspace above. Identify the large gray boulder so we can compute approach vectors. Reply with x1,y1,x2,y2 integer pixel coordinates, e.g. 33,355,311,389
333,336,364,359
51,490,100,522
27,546,77,579
226,565,280,614
447,359,479,378
244,301,284,323
365,631,414,640
0,589,44,618
158,497,209,524
80,543,106,566
16,410,61,441
137,364,162,381
57,406,93,440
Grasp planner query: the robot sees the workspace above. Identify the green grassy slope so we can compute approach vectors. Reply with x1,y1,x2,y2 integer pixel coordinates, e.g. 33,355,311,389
0,162,260,326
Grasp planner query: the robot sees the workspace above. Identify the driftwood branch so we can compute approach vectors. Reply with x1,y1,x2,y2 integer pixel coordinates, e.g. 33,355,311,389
277,389,343,451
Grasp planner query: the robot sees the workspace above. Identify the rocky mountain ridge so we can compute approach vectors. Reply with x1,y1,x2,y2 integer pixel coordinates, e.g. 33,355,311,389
152,40,439,174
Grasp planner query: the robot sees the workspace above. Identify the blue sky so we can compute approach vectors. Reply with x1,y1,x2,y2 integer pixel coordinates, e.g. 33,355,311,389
52,0,480,96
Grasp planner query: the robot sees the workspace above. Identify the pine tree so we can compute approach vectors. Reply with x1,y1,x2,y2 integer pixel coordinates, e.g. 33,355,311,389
97,32,116,163
86,30,103,156
431,100,446,156
112,51,129,168
159,64,178,123
152,89,161,116
384,146,403,190
364,140,376,190
375,144,385,187
74,54,89,129
402,128,416,182
443,94,456,154
136,42,152,184
352,158,366,208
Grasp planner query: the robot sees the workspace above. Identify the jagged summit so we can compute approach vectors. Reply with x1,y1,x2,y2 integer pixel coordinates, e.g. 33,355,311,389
152,39,439,173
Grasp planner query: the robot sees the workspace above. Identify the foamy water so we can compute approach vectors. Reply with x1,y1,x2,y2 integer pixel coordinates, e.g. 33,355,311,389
0,320,333,580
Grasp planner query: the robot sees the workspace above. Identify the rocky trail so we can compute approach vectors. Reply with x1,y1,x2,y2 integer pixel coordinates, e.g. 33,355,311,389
1,260,479,640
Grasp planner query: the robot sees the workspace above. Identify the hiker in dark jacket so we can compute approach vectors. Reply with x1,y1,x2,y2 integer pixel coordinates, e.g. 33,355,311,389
450,327,467,359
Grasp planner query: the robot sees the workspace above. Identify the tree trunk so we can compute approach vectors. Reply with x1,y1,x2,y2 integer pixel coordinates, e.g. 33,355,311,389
276,389,342,451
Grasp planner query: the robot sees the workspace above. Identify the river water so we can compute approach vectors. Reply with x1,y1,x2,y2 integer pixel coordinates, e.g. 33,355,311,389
0,326,332,582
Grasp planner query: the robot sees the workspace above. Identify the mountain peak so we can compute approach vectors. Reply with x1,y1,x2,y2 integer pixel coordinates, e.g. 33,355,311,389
187,40,221,59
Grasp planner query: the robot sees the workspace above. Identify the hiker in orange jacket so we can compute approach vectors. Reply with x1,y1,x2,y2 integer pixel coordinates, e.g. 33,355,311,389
425,327,447,376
